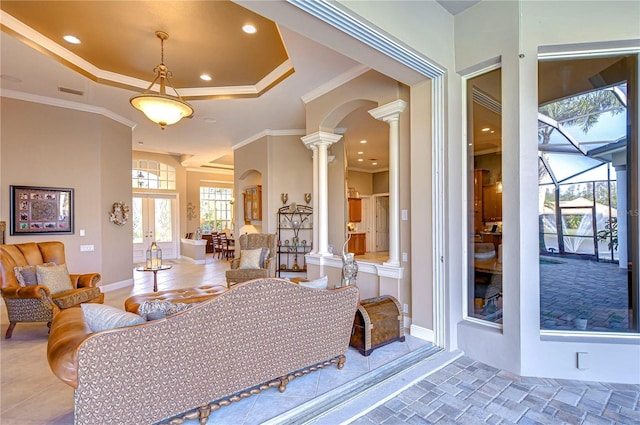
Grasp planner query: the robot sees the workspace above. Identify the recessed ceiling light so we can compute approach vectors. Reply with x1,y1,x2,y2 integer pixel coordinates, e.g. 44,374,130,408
357,158,364,162
481,127,491,132
63,35,81,44
360,140,367,144
137,141,144,145
372,162,378,166
204,117,217,124
243,24,257,34
490,130,495,134
357,151,364,155
200,74,212,81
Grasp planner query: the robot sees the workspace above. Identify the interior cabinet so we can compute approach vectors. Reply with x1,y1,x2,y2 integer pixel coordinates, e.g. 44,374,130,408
243,185,262,222
348,233,366,255
348,198,362,222
482,184,502,222
277,205,312,276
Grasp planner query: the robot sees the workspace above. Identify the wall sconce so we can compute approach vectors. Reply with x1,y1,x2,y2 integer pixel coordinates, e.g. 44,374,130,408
496,181,503,193
187,202,197,220
281,193,288,205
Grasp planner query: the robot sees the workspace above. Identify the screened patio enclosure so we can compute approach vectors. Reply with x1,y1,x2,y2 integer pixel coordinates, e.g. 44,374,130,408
538,83,626,263
537,55,636,333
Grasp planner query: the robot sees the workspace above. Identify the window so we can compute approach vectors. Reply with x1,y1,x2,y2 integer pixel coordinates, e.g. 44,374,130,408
200,187,233,233
466,67,503,324
132,160,176,190
538,55,637,333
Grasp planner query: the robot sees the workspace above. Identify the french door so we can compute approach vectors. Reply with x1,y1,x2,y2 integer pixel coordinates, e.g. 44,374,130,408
132,193,178,263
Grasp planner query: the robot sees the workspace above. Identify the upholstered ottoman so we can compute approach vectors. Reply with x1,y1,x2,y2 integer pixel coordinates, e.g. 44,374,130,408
124,285,227,314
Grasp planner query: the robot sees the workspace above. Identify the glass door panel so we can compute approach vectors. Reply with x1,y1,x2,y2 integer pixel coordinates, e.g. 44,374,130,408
132,194,177,263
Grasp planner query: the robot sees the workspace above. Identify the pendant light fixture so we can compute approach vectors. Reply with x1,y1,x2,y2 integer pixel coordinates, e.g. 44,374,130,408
130,31,194,130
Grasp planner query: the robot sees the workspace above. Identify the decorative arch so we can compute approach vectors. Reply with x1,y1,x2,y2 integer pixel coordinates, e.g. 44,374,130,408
319,99,378,131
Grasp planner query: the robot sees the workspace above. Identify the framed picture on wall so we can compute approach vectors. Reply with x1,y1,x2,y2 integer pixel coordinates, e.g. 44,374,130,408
10,185,74,235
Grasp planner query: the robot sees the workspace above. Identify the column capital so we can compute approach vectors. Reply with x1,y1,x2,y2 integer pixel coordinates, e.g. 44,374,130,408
301,131,343,149
369,99,408,123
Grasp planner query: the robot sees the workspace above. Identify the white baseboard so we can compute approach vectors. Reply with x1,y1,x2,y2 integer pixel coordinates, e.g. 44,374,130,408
100,278,134,292
410,324,435,342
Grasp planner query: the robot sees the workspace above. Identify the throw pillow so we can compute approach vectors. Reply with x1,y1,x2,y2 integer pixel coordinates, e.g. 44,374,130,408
259,247,270,268
81,303,145,332
299,275,329,289
239,248,262,269
14,262,55,286
137,299,193,320
36,264,74,295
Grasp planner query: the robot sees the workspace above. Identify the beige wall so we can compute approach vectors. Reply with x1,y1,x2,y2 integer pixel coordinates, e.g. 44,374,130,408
233,133,312,238
267,134,313,233
347,170,373,195
372,171,390,194
100,118,135,284
1,98,132,284
234,137,268,234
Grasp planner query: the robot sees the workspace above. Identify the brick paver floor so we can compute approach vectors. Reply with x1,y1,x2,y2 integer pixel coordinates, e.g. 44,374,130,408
354,356,640,425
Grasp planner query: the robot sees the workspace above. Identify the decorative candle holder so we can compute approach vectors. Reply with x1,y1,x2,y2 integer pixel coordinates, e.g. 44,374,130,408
146,242,162,269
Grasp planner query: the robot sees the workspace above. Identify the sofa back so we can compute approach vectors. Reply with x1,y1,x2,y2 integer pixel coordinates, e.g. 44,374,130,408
72,278,359,425
1,241,66,290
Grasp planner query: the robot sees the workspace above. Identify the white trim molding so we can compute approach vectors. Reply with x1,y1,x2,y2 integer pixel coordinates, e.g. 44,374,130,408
287,0,445,78
0,89,136,128
234,129,307,150
410,324,435,343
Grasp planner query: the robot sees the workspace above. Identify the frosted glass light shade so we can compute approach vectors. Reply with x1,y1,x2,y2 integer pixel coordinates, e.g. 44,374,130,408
130,94,193,128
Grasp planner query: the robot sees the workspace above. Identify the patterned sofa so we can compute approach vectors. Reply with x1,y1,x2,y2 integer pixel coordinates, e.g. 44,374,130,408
47,278,359,425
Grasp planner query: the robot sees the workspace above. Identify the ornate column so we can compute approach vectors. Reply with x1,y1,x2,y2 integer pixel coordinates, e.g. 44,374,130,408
302,131,343,256
369,100,407,266
310,144,319,254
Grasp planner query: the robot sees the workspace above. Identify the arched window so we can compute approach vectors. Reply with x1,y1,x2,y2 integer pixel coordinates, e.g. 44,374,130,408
132,160,176,190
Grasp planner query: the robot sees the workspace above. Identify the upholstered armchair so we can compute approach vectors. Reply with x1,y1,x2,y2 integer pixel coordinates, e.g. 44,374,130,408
0,241,103,338
225,233,277,287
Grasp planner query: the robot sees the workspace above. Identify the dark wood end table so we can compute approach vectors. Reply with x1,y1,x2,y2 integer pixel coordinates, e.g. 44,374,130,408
136,265,172,292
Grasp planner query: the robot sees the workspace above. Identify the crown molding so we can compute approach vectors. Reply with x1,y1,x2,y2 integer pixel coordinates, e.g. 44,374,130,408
301,64,370,104
287,0,444,78
233,129,307,151
1,89,136,128
1,10,294,100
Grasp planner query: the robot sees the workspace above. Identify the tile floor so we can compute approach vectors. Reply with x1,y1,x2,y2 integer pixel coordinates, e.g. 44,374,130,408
2,255,639,425
354,356,640,425
539,256,631,331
